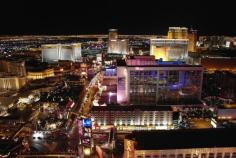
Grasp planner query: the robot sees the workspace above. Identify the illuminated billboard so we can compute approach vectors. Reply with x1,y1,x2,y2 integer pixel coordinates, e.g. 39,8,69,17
83,118,92,128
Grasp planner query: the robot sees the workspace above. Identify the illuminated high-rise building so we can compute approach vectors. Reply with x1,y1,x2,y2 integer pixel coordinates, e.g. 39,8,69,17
0,60,27,90
150,26,190,61
108,39,129,54
117,56,203,105
150,39,188,61
188,29,197,52
108,29,129,54
168,27,188,39
41,43,82,63
167,27,198,52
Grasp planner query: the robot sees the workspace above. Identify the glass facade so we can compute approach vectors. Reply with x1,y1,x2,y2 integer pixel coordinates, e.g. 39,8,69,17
130,70,157,104
129,69,202,105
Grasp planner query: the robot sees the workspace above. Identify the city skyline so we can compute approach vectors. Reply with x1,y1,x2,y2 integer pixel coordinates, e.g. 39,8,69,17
1,1,236,157
0,26,236,157
0,0,236,35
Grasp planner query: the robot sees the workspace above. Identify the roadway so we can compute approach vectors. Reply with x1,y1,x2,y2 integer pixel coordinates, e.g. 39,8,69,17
65,72,101,157
80,72,101,115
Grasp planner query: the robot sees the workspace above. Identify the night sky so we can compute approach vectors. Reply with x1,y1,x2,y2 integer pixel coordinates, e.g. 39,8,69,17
1,0,235,35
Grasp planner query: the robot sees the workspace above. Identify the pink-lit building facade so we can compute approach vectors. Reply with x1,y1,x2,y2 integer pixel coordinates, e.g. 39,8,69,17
117,56,204,105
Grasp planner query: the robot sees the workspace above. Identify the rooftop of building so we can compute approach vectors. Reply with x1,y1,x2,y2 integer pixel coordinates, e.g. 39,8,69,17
117,58,203,68
150,38,188,41
126,55,156,59
150,38,189,45
109,28,118,32
168,27,188,30
126,128,236,150
25,60,50,72
91,105,172,111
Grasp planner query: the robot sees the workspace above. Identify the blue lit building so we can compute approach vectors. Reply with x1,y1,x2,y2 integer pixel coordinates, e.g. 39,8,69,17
104,66,117,76
117,56,203,105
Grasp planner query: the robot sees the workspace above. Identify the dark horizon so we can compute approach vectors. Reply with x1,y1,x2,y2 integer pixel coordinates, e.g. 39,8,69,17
1,0,236,36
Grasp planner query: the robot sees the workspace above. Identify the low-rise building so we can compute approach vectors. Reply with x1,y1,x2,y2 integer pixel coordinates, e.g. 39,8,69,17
91,105,174,131
124,128,236,158
0,74,27,90
27,68,54,80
